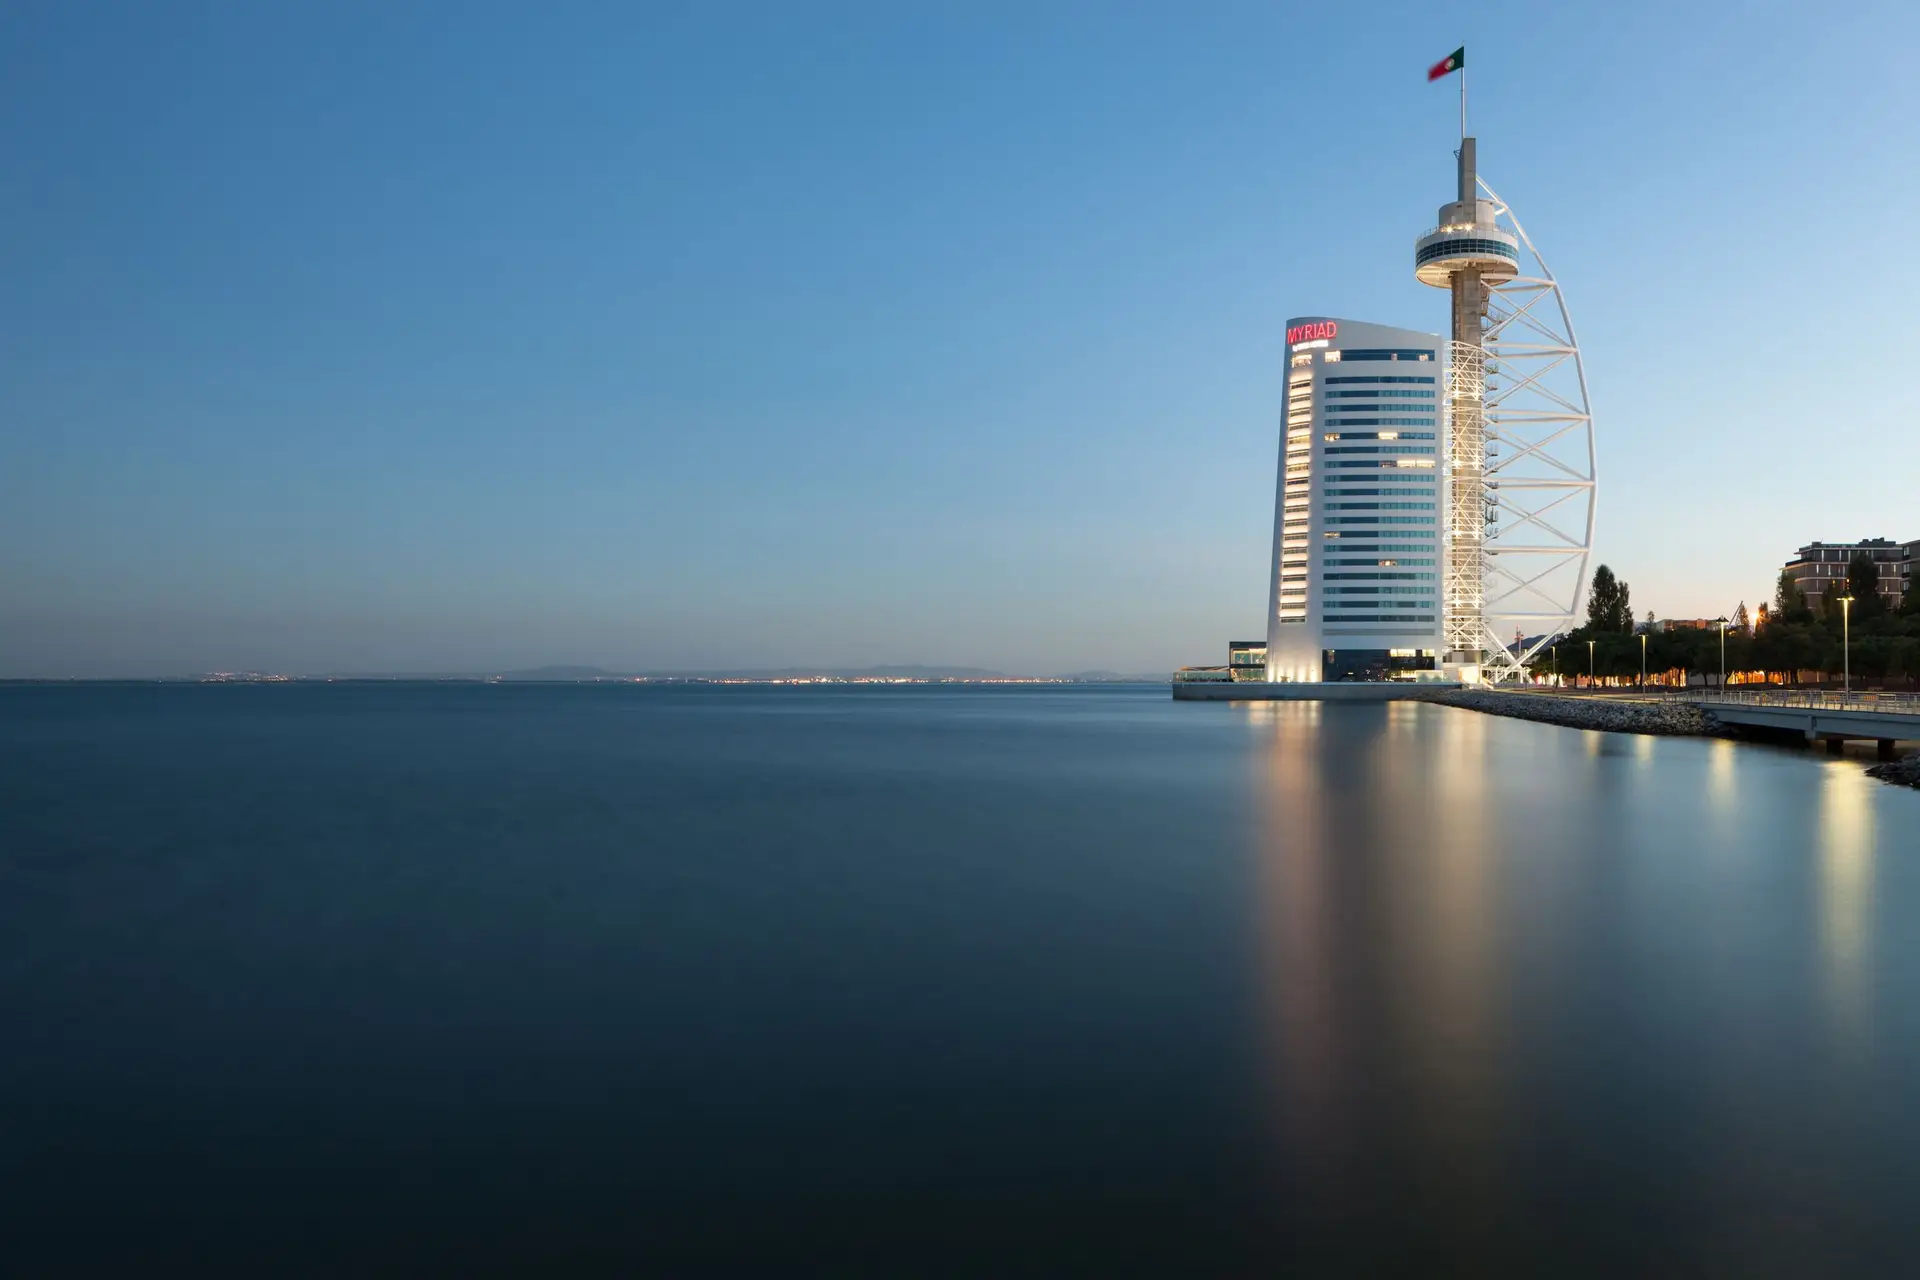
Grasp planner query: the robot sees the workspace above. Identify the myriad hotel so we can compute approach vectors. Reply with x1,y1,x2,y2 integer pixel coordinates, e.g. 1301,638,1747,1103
1264,318,1444,683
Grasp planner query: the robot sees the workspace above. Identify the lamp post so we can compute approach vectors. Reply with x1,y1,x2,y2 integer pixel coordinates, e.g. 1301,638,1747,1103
1551,644,1558,687
1839,595,1853,695
1716,616,1730,691
1588,639,1595,689
1639,632,1648,692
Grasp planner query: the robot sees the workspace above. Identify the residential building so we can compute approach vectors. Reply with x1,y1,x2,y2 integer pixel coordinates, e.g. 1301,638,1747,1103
1782,538,1917,612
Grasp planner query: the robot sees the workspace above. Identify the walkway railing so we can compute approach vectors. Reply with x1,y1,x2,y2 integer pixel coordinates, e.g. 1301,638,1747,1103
1689,688,1920,714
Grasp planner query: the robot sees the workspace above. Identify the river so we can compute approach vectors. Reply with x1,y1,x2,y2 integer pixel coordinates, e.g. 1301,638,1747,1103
1,683,1915,1271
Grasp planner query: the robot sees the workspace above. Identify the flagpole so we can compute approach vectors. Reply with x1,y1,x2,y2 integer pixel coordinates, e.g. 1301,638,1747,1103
1460,65,1467,140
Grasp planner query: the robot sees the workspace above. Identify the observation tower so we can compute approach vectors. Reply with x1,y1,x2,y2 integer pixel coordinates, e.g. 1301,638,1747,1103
1415,136,1596,680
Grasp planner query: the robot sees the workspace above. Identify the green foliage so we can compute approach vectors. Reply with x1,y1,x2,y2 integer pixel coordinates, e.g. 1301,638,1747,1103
1583,564,1634,634
1771,570,1813,625
1903,565,1920,618
1845,552,1887,620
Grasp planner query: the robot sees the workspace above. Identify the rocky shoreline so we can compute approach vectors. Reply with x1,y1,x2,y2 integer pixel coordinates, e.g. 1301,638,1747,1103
1866,755,1920,789
1417,687,1920,790
1417,688,1718,736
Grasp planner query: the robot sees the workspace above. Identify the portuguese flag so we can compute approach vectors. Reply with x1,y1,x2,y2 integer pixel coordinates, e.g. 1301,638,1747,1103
1427,47,1465,81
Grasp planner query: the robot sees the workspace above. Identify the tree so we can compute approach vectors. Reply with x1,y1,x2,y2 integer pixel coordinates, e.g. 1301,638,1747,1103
1902,565,1920,618
1772,570,1813,625
1586,565,1622,632
1733,601,1751,635
1845,551,1887,620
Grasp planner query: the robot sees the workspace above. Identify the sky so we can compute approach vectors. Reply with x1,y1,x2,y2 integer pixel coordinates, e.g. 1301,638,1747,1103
4,1,1917,676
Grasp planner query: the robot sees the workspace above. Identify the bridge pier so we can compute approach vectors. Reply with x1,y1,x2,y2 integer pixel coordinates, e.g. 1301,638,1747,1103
1826,737,1846,756
1881,739,1899,761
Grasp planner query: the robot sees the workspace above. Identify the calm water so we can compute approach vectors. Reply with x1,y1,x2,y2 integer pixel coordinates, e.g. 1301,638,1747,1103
2,683,1917,1273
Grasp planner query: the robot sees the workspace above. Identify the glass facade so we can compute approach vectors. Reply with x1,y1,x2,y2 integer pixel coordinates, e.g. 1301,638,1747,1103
1415,238,1519,266
1269,320,1446,679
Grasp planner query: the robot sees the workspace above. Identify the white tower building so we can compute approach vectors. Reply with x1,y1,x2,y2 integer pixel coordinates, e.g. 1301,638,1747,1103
1415,137,1597,679
1265,318,1446,683
1413,138,1518,671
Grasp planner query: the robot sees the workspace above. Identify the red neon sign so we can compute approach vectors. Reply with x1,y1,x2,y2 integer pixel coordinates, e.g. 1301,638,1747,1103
1287,321,1338,345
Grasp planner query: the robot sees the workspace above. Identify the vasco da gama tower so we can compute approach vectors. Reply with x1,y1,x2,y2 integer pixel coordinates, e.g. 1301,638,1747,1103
1264,131,1596,683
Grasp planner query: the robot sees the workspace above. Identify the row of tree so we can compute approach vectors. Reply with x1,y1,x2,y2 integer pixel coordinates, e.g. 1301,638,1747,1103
1529,555,1920,685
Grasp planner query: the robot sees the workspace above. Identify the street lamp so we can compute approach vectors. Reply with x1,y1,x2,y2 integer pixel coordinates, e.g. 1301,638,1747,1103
1716,616,1730,691
1839,595,1853,695
1639,632,1648,692
1588,639,1595,689
1551,644,1558,687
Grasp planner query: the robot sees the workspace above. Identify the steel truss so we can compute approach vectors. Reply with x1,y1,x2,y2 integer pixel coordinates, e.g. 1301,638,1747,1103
1469,179,1596,681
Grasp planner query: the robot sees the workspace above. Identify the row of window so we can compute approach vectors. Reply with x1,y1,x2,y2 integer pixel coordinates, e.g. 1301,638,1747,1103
1415,238,1518,265
1324,614,1437,623
1324,586,1436,595
1326,375,1435,386
1324,389,1435,399
1327,460,1436,469
1324,558,1437,566
1322,571,1436,580
1325,502,1436,511
1325,418,1437,427
1338,349,1435,361
1322,544,1434,553
1323,489,1438,498
1323,432,1436,441
1322,408,1435,418
1325,446,1437,455
1326,516,1436,525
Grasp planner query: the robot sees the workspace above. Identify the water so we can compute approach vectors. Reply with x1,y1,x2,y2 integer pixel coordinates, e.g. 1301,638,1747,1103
2,682,1917,1272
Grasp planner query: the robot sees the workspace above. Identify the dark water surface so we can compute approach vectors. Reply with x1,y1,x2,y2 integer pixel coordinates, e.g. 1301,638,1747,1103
3,682,1918,1273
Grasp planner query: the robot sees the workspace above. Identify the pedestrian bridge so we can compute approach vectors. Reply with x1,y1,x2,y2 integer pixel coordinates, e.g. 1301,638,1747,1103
1688,689,1920,756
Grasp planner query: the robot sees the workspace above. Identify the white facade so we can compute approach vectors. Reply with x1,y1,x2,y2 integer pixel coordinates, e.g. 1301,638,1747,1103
1265,317,1446,683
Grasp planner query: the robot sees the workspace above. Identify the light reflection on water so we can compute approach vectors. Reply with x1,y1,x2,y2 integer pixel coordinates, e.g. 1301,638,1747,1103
1818,762,1876,1059
1245,701,1919,1269
4,684,1917,1271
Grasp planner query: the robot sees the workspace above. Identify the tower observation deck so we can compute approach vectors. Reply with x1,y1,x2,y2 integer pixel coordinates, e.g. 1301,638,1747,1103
1414,137,1596,679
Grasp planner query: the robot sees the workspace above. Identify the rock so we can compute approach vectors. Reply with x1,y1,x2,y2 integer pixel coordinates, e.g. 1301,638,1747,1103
1414,688,1715,737
1865,755,1920,789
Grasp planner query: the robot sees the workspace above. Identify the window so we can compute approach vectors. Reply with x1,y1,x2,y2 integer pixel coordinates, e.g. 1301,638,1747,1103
1325,446,1437,455
1325,376,1435,385
1338,349,1433,362
1325,517,1436,525
1324,418,1438,427
1324,502,1436,510
1323,431,1436,439
1321,571,1436,580
1324,614,1437,622
1324,389,1435,398
1322,489,1437,498
1416,238,1519,266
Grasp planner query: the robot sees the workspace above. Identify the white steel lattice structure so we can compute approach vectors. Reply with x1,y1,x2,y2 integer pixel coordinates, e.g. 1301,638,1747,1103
1443,340,1486,658
1475,178,1596,679
1414,137,1595,681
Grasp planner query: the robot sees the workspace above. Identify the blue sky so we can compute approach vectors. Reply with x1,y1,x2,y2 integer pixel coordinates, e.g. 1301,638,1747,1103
4,1,1916,675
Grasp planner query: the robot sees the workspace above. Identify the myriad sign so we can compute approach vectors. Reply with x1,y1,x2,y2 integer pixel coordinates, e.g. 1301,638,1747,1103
1286,321,1338,345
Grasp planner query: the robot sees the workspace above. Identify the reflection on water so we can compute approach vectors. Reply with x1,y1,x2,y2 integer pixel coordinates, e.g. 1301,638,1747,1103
4,685,1917,1271
1247,702,1918,1269
1818,763,1876,1058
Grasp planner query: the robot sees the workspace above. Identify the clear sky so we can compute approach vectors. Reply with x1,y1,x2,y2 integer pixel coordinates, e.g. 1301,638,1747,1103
4,1,1916,676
